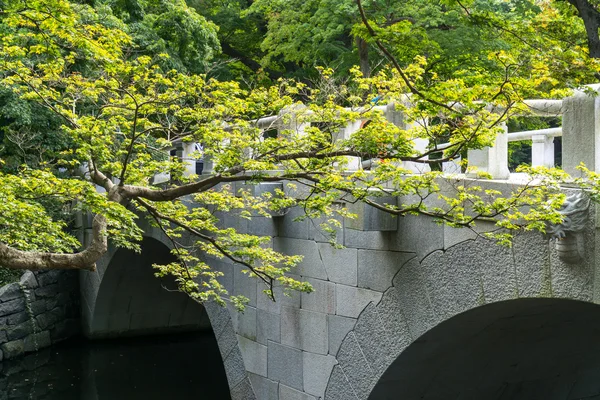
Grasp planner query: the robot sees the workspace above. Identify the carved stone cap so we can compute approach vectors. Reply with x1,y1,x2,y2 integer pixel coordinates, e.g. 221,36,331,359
546,191,590,240
545,191,590,264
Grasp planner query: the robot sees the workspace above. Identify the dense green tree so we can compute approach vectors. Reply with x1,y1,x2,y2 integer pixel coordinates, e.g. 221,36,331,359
187,0,600,85
0,0,219,172
0,88,68,171
94,0,221,74
563,0,600,58
243,0,536,79
185,0,273,79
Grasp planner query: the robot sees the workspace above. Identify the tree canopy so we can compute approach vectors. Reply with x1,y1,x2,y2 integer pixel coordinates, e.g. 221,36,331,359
1,0,600,307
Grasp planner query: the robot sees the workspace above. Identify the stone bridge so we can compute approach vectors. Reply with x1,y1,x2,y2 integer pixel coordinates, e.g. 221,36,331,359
78,187,600,400
78,87,600,400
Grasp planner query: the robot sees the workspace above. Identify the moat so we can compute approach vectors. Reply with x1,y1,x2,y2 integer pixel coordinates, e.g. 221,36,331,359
0,332,230,399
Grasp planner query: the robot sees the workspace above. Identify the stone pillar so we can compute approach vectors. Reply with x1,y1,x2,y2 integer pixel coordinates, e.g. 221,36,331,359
278,105,309,136
385,103,430,173
337,120,362,171
562,86,600,304
442,156,462,174
467,123,510,179
175,141,197,177
562,84,600,176
201,154,214,175
531,134,555,168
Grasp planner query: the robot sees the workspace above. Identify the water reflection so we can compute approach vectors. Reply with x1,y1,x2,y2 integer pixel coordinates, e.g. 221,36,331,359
0,332,231,399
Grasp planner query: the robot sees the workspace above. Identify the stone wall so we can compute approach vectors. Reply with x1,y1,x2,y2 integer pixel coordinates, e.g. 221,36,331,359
201,193,599,400
0,270,80,361
200,204,417,400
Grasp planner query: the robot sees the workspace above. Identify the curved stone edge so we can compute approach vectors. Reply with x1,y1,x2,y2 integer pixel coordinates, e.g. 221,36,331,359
325,231,593,400
80,217,174,334
205,301,257,400
80,216,255,399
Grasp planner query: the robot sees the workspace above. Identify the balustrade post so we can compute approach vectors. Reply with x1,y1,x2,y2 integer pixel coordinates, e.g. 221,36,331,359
278,105,309,136
531,134,555,168
442,156,462,174
275,105,310,172
467,123,510,179
337,119,362,171
176,141,198,177
202,154,214,175
562,84,600,175
385,103,430,173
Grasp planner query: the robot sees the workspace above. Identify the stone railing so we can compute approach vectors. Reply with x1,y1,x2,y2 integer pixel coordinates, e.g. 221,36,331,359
461,99,564,179
166,85,600,181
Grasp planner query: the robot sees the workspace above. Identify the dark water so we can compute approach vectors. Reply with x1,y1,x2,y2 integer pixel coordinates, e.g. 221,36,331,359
0,332,231,400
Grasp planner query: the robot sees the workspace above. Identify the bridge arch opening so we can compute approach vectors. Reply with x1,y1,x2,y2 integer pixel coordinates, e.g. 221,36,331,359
368,298,600,400
91,236,210,338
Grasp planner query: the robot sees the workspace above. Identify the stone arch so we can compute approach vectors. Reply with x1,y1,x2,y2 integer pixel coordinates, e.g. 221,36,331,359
79,224,256,399
86,235,210,338
79,218,176,336
366,298,600,399
324,231,595,399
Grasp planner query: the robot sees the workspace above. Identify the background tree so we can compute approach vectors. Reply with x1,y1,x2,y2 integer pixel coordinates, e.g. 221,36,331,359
94,0,221,74
241,0,550,80
563,0,600,58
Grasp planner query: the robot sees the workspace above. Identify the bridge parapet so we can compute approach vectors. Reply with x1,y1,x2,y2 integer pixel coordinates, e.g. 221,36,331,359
171,88,587,181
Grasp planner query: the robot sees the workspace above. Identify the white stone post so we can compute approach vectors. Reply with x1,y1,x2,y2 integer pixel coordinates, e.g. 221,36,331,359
385,103,430,173
442,156,462,174
562,84,600,175
276,105,313,172
278,105,309,136
467,122,510,179
406,138,431,173
336,119,362,171
178,142,196,176
176,141,197,177
202,154,214,175
531,134,555,168
152,171,170,184
384,102,404,126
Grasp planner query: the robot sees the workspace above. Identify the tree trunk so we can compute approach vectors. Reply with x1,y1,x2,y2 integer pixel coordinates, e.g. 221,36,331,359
220,42,286,79
567,0,600,58
355,37,371,77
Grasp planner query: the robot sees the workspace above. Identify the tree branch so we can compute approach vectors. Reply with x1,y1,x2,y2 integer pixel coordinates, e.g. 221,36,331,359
355,0,456,112
118,170,318,202
135,198,276,291
0,214,107,271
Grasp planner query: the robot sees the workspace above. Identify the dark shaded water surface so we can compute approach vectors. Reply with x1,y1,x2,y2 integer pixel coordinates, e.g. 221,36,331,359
0,332,231,400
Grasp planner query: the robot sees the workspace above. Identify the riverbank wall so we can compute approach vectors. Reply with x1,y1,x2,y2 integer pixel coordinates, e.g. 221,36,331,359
0,271,80,361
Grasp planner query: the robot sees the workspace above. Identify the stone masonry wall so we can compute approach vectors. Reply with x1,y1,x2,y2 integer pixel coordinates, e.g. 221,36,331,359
0,270,80,361
202,189,599,400
202,204,418,400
